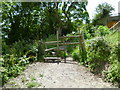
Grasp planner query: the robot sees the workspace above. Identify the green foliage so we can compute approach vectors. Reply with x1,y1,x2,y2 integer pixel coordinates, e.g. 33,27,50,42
1,54,29,85
2,41,10,55
58,51,68,58
72,47,80,62
43,34,57,49
104,60,120,84
72,52,80,62
73,30,119,86
1,40,39,85
86,37,111,72
1,1,90,87
104,31,118,46
31,76,36,81
95,26,110,36
9,40,28,57
96,2,114,15
27,81,40,88
103,44,120,86
80,24,97,39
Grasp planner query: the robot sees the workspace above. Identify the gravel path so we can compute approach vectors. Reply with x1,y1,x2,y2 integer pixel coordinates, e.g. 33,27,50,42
4,57,115,88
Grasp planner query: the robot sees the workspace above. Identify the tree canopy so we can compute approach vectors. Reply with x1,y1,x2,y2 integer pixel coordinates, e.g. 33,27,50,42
2,2,90,44
92,2,114,26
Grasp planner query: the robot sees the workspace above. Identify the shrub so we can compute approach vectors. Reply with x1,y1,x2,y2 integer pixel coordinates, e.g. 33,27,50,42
80,24,97,39
95,25,110,36
72,47,80,62
104,60,120,85
86,37,111,73
1,54,29,85
103,44,120,86
2,41,10,55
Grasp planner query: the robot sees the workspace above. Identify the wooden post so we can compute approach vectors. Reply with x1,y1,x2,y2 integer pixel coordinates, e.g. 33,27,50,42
63,35,66,63
79,31,87,62
57,30,59,56
78,27,81,56
37,40,44,62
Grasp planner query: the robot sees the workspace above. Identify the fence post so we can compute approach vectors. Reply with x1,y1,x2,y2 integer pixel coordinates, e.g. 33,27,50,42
37,40,44,62
79,31,87,62
56,30,59,56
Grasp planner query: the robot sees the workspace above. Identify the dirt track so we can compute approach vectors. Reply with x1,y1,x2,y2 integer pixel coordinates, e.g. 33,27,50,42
4,57,115,88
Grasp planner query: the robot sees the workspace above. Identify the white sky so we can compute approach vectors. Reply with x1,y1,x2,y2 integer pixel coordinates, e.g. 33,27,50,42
86,0,120,19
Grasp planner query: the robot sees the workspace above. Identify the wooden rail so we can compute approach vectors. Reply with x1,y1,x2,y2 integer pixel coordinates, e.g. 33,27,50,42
45,46,66,52
45,47,57,52
44,57,61,60
59,35,81,38
60,42,80,45
44,41,61,45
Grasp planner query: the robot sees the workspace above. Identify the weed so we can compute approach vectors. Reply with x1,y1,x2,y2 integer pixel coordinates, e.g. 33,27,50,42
39,74,44,77
21,77,27,82
31,76,36,81
27,81,41,88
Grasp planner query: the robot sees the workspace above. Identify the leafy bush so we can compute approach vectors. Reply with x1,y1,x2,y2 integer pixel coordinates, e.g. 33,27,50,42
103,44,120,86
86,37,111,73
2,41,10,55
72,47,80,62
104,60,120,84
2,40,39,58
80,24,97,39
1,40,40,86
1,54,29,85
9,40,27,57
95,25,110,36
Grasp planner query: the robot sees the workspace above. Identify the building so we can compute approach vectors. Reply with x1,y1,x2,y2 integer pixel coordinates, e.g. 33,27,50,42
107,13,120,29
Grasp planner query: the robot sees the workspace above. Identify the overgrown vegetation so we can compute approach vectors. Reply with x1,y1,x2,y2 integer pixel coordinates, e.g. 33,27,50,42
1,1,119,88
71,29,119,87
1,1,89,86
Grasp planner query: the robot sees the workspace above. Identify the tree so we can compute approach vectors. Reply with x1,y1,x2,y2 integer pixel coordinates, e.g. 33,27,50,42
92,2,114,26
96,2,114,16
2,2,90,44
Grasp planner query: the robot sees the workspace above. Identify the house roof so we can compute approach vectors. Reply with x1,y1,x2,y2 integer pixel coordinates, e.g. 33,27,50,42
108,14,120,22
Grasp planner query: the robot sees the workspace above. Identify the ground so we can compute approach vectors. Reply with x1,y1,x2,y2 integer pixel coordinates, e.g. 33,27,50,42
4,57,116,88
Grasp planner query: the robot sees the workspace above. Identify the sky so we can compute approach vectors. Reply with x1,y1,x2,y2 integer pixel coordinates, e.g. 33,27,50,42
86,0,120,19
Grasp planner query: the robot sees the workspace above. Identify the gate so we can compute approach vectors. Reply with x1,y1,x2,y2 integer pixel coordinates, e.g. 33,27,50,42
38,30,86,63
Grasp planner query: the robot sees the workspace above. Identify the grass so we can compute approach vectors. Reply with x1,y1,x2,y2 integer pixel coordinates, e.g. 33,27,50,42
31,76,36,81
104,30,118,46
27,81,41,88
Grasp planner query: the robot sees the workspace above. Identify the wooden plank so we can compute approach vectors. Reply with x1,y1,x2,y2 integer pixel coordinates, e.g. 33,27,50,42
60,42,80,45
45,46,66,51
59,35,80,38
57,30,59,55
44,41,61,44
45,47,57,51
44,57,61,60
